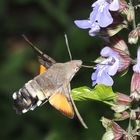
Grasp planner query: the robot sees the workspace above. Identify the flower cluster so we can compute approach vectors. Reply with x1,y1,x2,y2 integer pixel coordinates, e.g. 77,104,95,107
91,38,131,86
131,47,140,99
91,47,120,86
74,0,140,139
74,0,119,36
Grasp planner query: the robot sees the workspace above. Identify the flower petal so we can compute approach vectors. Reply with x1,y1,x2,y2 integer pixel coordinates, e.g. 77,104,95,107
92,0,100,7
109,0,119,11
90,5,100,22
98,5,113,27
131,72,140,93
108,60,119,76
74,20,91,29
100,47,113,57
137,47,140,64
89,23,100,36
91,70,98,86
96,70,114,86
133,47,140,72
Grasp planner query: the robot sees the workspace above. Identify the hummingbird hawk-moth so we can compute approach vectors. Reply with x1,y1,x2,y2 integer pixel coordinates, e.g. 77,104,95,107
12,35,88,129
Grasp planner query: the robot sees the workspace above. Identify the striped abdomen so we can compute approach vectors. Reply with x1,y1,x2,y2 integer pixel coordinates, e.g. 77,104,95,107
12,75,53,114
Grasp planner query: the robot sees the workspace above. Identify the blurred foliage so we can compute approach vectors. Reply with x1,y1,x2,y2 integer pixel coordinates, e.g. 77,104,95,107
0,0,136,140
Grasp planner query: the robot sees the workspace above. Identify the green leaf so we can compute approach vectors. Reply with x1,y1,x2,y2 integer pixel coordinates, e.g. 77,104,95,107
71,86,92,101
71,84,117,104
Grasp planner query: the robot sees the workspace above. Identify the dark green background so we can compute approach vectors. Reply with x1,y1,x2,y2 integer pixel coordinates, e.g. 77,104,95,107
0,0,134,140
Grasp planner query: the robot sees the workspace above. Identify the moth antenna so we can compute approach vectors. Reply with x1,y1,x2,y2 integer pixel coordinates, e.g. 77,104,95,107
22,34,56,64
64,34,72,61
22,34,43,56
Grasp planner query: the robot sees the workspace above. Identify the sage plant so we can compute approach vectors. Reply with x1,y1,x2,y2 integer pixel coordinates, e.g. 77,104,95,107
71,0,140,139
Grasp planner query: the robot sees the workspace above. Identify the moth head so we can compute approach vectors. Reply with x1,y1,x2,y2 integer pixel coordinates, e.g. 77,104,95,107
70,60,82,71
64,60,82,80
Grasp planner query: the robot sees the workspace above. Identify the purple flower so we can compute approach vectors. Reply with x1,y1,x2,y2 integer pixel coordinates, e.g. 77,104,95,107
91,0,119,27
131,48,140,99
91,47,120,86
74,0,119,36
133,47,140,73
74,20,100,36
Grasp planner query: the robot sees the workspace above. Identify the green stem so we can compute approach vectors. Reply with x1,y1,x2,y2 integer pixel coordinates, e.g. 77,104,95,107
128,117,132,137
129,0,136,29
127,3,137,137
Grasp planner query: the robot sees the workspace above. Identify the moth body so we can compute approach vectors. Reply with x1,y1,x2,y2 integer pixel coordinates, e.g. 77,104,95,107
13,60,82,115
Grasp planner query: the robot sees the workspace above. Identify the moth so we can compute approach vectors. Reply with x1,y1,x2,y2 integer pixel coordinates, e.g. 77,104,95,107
12,35,88,129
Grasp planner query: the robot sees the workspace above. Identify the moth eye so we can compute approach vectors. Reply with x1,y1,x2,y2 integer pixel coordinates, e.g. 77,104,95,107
75,67,79,71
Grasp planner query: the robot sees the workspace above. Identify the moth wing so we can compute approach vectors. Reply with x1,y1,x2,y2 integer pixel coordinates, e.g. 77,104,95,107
49,88,74,119
39,65,47,75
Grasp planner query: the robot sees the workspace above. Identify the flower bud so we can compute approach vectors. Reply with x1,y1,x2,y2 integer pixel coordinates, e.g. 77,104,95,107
111,105,129,113
119,0,129,15
137,23,140,37
127,6,135,22
106,21,128,37
115,92,132,105
101,117,112,129
136,112,140,120
101,117,123,140
130,110,136,120
102,130,114,140
128,29,138,44
112,121,123,140
114,111,129,121
131,72,140,100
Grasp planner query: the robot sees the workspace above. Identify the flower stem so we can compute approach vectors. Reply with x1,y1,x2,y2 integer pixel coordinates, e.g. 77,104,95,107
128,113,132,137
129,0,136,29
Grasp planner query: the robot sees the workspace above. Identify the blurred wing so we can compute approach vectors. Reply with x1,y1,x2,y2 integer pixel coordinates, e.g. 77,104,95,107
49,88,74,119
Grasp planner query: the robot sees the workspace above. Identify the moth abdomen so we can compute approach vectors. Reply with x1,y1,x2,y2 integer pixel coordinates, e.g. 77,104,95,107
12,79,47,114
13,89,38,114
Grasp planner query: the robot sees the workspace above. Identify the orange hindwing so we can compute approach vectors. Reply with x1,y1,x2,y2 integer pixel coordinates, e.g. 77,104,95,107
39,65,47,75
49,93,74,119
